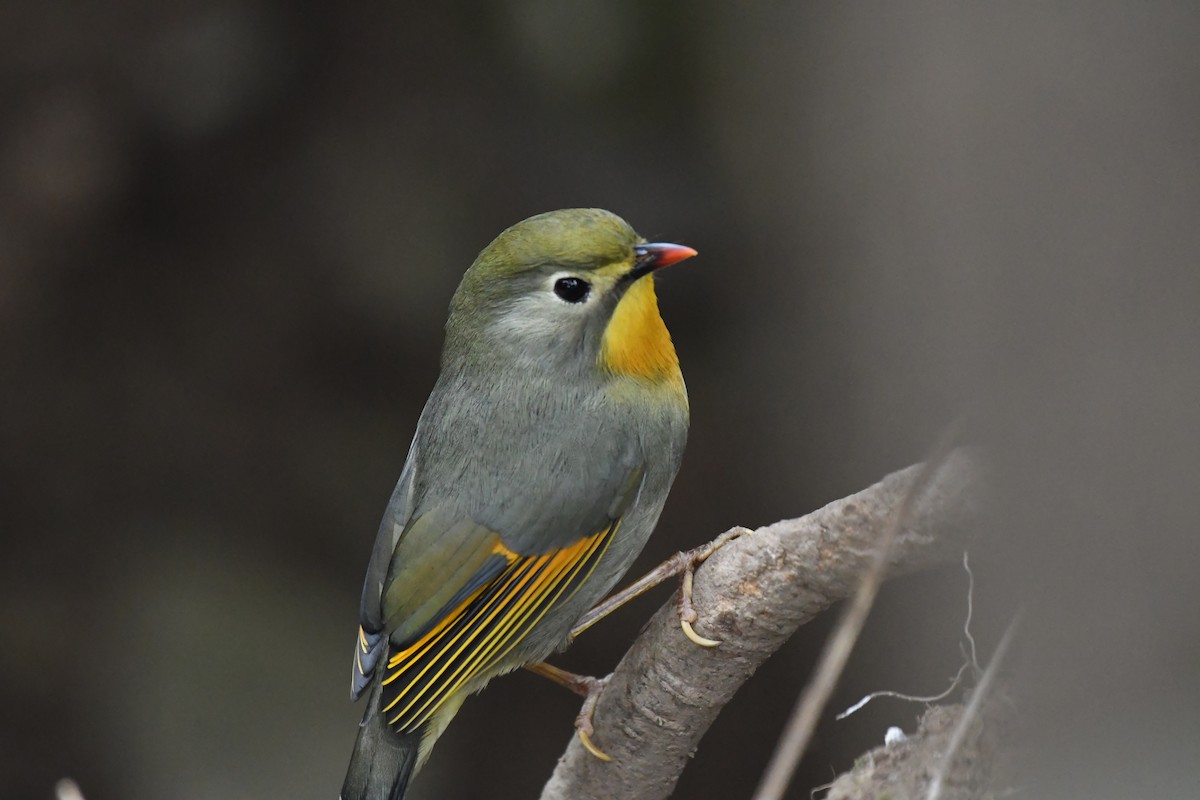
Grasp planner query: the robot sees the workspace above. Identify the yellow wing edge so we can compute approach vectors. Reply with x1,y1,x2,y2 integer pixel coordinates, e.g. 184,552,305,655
379,521,619,732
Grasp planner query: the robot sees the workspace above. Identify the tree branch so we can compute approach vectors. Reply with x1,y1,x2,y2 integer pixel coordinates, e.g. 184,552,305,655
540,449,982,800
752,426,960,800
826,699,1010,800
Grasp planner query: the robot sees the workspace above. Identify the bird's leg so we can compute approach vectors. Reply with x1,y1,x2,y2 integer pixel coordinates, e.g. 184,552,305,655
569,526,753,644
524,662,613,761
524,661,595,697
526,527,753,763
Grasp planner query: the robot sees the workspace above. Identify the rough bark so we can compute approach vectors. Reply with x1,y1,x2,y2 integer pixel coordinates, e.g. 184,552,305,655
540,450,982,800
826,699,1011,800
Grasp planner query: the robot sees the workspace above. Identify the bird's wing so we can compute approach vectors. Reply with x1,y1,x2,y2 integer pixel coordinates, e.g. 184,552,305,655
352,442,418,700
354,463,645,733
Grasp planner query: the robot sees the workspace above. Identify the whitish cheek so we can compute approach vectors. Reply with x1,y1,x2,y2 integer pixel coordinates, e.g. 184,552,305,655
488,295,571,351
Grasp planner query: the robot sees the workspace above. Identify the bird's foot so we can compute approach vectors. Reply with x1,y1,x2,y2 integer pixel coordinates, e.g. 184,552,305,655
524,662,612,761
570,526,753,644
678,560,721,647
573,674,612,762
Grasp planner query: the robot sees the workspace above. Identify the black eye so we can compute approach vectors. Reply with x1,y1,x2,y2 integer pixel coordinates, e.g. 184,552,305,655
553,276,591,303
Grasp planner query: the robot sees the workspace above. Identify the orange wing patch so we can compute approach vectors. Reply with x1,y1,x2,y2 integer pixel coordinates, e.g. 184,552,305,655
379,521,620,733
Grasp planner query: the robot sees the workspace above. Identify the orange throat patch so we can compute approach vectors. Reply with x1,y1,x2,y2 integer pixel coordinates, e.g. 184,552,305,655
599,277,683,385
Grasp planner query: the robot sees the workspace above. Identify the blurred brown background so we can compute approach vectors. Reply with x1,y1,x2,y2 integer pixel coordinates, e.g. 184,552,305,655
3,3,1198,799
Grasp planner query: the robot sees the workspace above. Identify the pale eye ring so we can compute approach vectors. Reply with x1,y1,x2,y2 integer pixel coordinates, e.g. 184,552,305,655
553,276,591,303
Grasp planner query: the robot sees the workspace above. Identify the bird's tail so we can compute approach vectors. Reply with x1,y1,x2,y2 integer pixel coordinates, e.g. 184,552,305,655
340,687,420,800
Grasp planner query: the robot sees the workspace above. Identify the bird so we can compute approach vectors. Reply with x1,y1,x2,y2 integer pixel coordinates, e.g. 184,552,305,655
341,208,696,800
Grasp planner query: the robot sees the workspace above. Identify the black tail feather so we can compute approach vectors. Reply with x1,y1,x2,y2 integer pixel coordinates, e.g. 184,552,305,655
341,689,420,800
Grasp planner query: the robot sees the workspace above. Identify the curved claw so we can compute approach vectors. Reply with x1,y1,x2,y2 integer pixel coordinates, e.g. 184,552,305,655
679,566,723,647
680,617,721,647
577,727,613,762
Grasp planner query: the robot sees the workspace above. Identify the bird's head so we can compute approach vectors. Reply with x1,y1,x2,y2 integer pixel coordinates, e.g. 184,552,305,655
445,208,696,386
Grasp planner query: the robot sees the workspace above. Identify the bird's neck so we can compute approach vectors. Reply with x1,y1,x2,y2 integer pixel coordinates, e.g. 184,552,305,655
599,277,684,388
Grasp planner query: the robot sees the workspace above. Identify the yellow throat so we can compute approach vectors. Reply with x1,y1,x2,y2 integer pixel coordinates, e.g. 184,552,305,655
599,277,683,386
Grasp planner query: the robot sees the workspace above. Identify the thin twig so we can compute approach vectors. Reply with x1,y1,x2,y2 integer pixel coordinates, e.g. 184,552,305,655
926,615,1020,800
962,552,981,675
837,549,979,719
836,660,972,720
809,778,836,799
751,425,962,800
